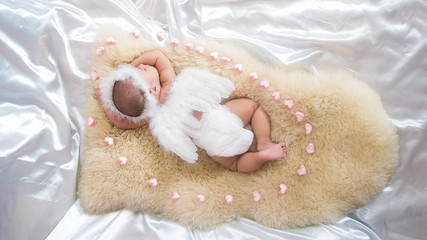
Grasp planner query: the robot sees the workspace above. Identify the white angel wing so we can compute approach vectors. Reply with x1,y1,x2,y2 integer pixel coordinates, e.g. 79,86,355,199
149,68,235,163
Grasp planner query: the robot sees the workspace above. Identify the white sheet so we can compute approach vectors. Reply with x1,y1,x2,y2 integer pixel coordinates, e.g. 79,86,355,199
1,1,426,239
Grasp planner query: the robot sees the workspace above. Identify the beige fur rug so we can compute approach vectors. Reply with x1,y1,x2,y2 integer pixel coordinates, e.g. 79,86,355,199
78,25,399,229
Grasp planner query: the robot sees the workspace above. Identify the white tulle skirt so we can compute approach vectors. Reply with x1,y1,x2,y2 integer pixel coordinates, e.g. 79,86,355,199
193,106,254,157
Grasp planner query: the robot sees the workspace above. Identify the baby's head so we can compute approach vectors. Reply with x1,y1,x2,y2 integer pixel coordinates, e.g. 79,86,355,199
99,64,160,124
112,79,145,117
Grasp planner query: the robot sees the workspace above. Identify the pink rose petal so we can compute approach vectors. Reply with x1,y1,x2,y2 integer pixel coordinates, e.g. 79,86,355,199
253,191,262,202
305,123,313,135
172,192,181,201
224,194,234,205
233,64,243,72
95,47,104,56
221,56,231,64
195,46,205,54
170,38,179,46
295,111,304,122
196,194,205,203
90,71,98,81
185,42,194,50
106,37,116,45
148,178,158,187
259,79,270,88
306,143,315,154
210,51,219,60
279,184,288,194
104,136,114,146
87,116,97,126
118,156,128,165
272,91,281,100
132,29,141,38
156,31,166,41
249,72,258,80
225,194,234,205
284,99,294,109
297,165,307,176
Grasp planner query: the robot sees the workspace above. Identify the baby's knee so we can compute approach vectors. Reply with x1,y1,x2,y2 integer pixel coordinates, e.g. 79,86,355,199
246,98,259,112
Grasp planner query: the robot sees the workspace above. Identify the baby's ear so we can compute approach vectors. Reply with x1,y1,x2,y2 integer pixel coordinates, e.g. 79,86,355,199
149,86,160,94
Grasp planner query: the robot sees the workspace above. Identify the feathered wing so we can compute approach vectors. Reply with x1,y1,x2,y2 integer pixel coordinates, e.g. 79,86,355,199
149,68,235,163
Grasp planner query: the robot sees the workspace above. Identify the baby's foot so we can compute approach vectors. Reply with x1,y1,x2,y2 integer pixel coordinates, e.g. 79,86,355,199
258,142,286,161
257,140,281,151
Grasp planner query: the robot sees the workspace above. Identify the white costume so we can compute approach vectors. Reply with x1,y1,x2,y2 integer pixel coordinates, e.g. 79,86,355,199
99,66,253,163
193,106,253,158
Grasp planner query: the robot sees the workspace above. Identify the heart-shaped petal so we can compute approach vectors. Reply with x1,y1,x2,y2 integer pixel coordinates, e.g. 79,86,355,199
210,51,219,60
305,123,313,135
221,57,231,64
249,72,258,80
295,111,304,122
148,178,158,187
170,38,179,47
185,42,194,50
253,191,262,202
306,143,315,154
233,64,243,72
283,99,294,109
118,156,128,166
90,71,98,81
172,192,181,201
95,47,104,56
271,91,281,101
225,194,233,205
279,184,288,194
196,194,205,203
195,46,205,54
87,116,97,126
132,29,141,38
104,136,114,146
297,165,307,176
156,31,166,41
106,37,116,45
259,80,270,88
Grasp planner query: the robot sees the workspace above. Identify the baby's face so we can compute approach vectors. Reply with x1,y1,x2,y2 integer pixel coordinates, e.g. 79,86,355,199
136,64,161,99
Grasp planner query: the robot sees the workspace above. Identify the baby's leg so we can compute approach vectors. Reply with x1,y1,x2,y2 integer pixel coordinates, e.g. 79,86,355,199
215,98,286,172
224,98,285,152
212,144,285,172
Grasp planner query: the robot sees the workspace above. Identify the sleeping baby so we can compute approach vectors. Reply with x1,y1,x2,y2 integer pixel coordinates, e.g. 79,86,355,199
95,50,286,172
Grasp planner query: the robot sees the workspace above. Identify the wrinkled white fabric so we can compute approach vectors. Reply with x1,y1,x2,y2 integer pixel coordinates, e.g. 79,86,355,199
0,0,426,240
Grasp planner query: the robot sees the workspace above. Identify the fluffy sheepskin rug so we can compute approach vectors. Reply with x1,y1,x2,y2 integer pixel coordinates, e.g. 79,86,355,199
78,25,399,229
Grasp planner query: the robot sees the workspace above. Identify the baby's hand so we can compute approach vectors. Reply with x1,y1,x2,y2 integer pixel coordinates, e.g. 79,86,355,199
136,64,149,70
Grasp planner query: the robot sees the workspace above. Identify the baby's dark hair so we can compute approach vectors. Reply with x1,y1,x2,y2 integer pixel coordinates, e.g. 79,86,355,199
112,79,145,117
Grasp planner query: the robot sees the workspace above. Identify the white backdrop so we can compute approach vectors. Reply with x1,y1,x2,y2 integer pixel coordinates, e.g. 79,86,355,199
0,1,426,239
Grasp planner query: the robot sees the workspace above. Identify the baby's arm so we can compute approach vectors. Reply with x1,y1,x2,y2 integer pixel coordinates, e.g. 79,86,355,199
131,50,175,103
